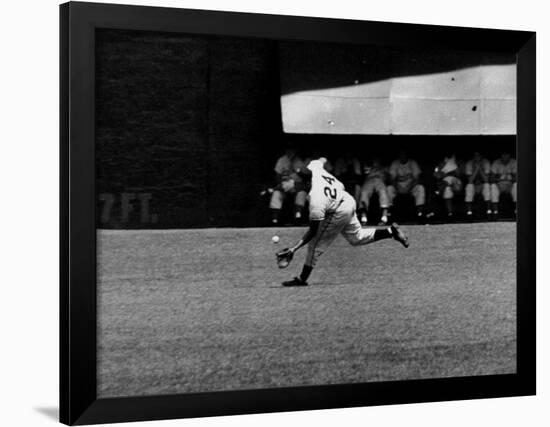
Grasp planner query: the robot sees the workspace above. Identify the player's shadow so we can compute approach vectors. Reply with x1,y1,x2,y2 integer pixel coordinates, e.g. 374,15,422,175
34,406,58,421
266,282,356,288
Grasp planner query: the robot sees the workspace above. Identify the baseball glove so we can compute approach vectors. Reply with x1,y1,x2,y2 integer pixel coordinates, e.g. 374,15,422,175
276,248,294,269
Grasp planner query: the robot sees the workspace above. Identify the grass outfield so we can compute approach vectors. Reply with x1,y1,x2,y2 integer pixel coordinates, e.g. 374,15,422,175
97,222,516,398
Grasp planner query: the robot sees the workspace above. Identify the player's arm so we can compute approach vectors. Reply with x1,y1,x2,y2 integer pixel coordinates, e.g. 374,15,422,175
289,220,321,253
445,167,459,178
276,220,321,268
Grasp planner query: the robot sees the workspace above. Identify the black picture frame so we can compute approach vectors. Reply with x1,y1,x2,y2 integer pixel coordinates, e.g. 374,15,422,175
60,1,536,425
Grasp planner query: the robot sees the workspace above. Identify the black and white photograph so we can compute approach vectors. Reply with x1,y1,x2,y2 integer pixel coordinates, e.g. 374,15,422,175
3,0,546,426
96,29,518,398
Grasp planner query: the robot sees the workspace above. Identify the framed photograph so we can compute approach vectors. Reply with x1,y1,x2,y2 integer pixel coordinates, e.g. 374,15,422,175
60,1,536,425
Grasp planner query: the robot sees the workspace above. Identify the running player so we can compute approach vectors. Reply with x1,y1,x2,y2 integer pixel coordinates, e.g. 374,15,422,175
276,158,409,287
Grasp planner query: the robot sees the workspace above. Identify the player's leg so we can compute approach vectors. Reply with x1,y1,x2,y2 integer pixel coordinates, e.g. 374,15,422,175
491,182,500,216
269,190,285,224
482,183,492,216
341,206,408,248
442,177,454,217
359,181,374,225
386,184,396,218
411,184,426,222
294,190,307,221
465,183,475,217
374,179,390,224
283,212,345,286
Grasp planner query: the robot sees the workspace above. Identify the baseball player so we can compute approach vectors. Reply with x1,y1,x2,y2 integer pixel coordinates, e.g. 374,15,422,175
433,153,462,218
464,151,492,218
387,150,426,221
490,152,517,216
304,150,333,174
269,147,308,224
276,158,409,287
359,156,390,225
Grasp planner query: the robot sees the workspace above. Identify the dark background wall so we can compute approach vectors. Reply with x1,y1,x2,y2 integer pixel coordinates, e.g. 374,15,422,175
96,30,515,229
97,30,281,228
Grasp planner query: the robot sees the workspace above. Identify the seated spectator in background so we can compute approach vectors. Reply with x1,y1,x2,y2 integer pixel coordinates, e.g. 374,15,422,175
269,147,307,224
333,151,362,203
464,151,492,218
491,152,517,217
387,150,426,221
433,152,462,219
359,156,390,225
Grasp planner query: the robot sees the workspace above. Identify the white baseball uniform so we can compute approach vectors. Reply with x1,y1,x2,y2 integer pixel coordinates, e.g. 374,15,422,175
491,158,517,203
439,155,462,200
305,160,376,267
387,159,425,206
465,157,491,202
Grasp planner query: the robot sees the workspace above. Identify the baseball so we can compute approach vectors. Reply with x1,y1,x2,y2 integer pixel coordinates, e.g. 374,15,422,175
272,235,280,244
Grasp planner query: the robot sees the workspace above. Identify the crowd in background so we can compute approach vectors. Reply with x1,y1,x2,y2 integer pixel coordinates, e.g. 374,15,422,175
266,146,517,225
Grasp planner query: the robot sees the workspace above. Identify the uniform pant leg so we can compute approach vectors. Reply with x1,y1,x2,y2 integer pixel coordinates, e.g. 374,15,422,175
443,182,454,200
411,184,426,206
511,182,517,202
295,190,307,207
442,177,461,200
360,181,375,209
482,183,491,201
341,213,376,246
340,204,376,246
386,185,396,207
465,183,475,202
374,179,389,208
269,190,285,209
304,211,349,267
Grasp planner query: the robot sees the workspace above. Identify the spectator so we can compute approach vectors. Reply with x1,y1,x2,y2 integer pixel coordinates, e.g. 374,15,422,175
333,151,362,203
269,147,307,224
433,152,462,219
464,151,492,218
490,152,517,217
359,156,390,225
387,150,426,221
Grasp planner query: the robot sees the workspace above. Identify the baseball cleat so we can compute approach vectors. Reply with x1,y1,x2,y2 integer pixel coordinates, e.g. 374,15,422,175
390,223,409,248
282,277,308,287
360,213,367,225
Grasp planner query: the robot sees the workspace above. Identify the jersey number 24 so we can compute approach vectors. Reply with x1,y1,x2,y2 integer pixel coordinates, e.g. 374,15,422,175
322,175,337,199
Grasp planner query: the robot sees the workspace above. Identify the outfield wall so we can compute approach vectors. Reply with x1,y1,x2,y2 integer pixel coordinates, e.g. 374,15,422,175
96,30,516,229
280,42,516,135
